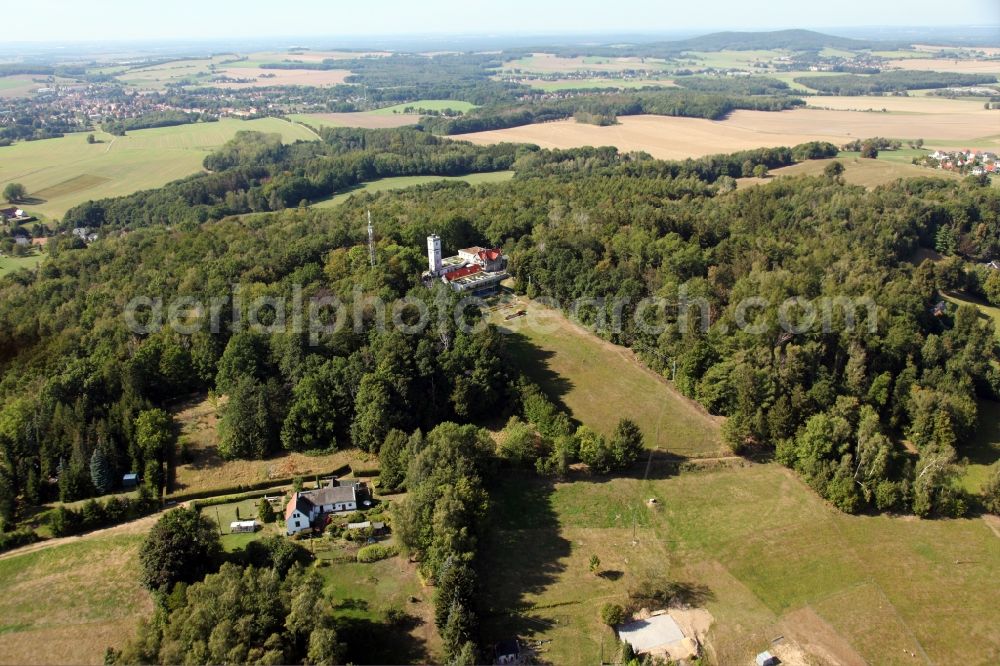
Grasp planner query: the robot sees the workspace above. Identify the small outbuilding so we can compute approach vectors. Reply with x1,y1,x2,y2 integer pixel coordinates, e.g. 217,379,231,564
756,651,780,666
347,520,387,535
122,473,138,489
230,520,258,534
494,638,521,665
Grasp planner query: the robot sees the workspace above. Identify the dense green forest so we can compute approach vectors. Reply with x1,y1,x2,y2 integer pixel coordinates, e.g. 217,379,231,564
1,127,998,536
794,70,998,94
102,110,214,136
2,124,999,662
417,90,803,134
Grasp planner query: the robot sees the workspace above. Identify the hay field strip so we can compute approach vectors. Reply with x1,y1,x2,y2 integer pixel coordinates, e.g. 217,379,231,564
0,252,43,278
0,118,318,219
288,111,419,130
170,395,367,497
490,297,725,458
311,171,515,208
0,534,151,665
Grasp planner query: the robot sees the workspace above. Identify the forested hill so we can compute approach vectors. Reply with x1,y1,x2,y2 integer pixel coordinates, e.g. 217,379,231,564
1,132,997,527
656,28,888,52
522,29,899,58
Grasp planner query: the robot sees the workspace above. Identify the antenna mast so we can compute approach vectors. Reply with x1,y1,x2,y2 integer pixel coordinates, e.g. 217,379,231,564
367,209,376,268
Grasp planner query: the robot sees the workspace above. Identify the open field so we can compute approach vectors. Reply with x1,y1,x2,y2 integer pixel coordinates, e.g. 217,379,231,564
502,54,673,74
483,463,1000,666
737,155,965,190
171,395,368,497
115,55,235,88
288,111,419,130
456,106,1000,160
0,118,318,220
0,534,150,665
370,99,477,115
0,74,81,98
212,67,352,88
887,58,1000,75
317,548,441,663
680,49,787,70
312,171,515,208
491,296,725,458
0,251,43,277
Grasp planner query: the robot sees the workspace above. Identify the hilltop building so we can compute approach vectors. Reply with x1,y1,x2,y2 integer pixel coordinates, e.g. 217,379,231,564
424,234,508,296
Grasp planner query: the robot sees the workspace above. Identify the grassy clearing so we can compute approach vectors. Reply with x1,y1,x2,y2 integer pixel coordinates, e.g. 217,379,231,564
738,155,964,190
316,549,441,663
170,395,368,497
958,400,1000,494
287,112,419,130
0,119,318,220
311,171,515,208
0,534,151,665
0,250,43,277
484,463,1000,665
942,291,1000,334
370,100,477,115
490,296,725,458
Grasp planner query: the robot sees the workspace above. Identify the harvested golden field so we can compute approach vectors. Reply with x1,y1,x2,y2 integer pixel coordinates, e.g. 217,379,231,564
289,111,419,129
215,67,351,88
457,108,1000,159
888,57,1000,74
805,95,991,114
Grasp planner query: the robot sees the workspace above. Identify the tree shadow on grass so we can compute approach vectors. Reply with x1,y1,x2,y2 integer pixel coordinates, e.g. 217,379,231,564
480,473,570,651
497,330,575,415
337,614,429,665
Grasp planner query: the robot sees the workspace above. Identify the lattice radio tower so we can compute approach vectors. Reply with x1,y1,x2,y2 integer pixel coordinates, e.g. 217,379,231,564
367,209,376,267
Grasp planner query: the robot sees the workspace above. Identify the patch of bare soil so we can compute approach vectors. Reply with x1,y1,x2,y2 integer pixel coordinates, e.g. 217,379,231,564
983,514,1000,539
779,606,868,666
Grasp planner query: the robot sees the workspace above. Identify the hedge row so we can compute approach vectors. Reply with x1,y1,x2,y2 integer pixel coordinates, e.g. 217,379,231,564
167,464,351,504
357,543,399,563
50,493,159,537
0,528,40,554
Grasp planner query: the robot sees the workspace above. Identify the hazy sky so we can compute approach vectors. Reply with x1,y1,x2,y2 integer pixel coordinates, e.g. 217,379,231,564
9,0,1000,42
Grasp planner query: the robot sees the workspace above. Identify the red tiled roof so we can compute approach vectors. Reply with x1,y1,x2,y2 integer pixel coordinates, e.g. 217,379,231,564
478,249,502,262
444,265,482,281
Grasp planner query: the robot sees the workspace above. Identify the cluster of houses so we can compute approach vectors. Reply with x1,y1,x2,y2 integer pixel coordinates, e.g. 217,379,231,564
920,149,998,176
72,227,99,244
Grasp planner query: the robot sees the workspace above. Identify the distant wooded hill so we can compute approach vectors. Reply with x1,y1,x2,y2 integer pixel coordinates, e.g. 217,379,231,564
519,29,903,58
